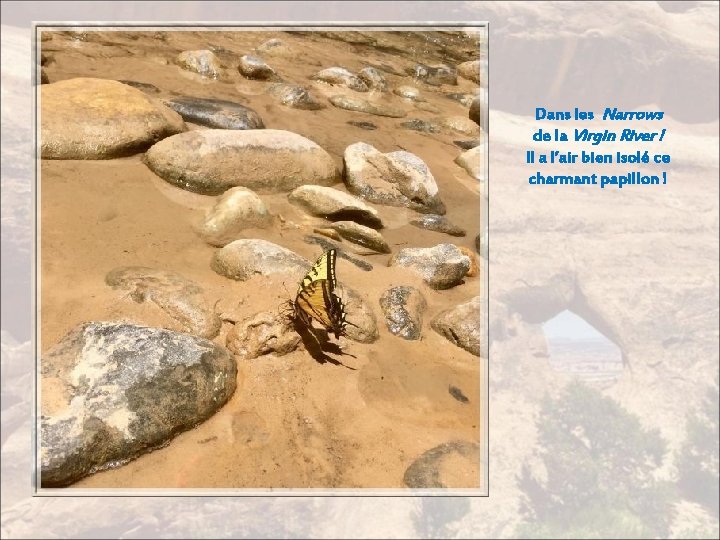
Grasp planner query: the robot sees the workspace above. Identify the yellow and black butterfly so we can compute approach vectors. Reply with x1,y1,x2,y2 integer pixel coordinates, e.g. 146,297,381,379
293,249,352,339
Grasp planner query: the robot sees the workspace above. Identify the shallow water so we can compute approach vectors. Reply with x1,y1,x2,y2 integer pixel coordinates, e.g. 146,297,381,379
40,28,484,489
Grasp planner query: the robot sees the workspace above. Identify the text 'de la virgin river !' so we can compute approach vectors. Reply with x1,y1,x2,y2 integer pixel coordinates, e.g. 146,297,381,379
533,128,667,145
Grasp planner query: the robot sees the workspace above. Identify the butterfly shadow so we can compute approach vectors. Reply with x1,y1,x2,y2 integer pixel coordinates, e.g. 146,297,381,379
292,318,357,370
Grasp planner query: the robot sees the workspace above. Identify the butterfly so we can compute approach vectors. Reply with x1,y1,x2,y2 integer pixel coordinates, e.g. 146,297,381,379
293,249,352,339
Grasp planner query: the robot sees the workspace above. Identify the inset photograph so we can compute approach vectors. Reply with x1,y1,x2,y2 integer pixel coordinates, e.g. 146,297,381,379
36,25,488,492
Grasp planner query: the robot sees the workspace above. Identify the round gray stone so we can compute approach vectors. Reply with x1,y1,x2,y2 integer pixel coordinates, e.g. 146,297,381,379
379,286,427,340
196,187,272,247
431,296,483,356
343,142,445,215
164,96,265,130
143,129,339,195
329,95,406,118
176,49,222,79
211,239,310,281
289,185,384,229
41,78,185,159
40,322,236,487
389,244,470,290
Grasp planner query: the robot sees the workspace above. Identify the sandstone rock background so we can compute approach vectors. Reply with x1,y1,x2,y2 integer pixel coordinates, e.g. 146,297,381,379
2,1,719,539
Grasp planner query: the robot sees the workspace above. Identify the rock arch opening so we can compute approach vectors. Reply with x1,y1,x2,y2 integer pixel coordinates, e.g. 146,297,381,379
500,274,627,382
542,310,623,382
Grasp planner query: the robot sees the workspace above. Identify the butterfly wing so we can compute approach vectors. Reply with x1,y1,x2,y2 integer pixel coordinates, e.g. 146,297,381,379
294,250,348,338
297,248,337,295
325,287,350,339
295,279,348,338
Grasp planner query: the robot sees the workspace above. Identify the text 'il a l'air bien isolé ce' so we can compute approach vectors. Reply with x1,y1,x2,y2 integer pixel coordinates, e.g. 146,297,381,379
525,107,671,189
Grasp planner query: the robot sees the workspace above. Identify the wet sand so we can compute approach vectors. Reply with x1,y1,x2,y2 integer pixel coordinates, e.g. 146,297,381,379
40,29,484,489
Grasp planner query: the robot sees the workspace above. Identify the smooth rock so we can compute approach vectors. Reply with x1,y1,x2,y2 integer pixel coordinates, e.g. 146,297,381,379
457,60,482,84
455,145,484,181
431,296,483,356
238,54,276,80
144,129,339,195
357,67,388,91
394,85,421,100
335,284,379,343
344,142,445,214
389,244,470,290
445,92,478,107
312,67,368,92
40,322,236,487
400,119,441,133
170,96,262,127
267,83,324,110
176,49,222,79
437,115,481,136
347,121,378,130
164,96,264,130
410,214,466,237
410,63,457,86
453,140,480,150
289,185,384,229
105,266,222,339
211,239,310,281
329,95,406,118
379,286,427,340
469,95,481,124
196,187,272,247
41,78,185,159
330,221,391,253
